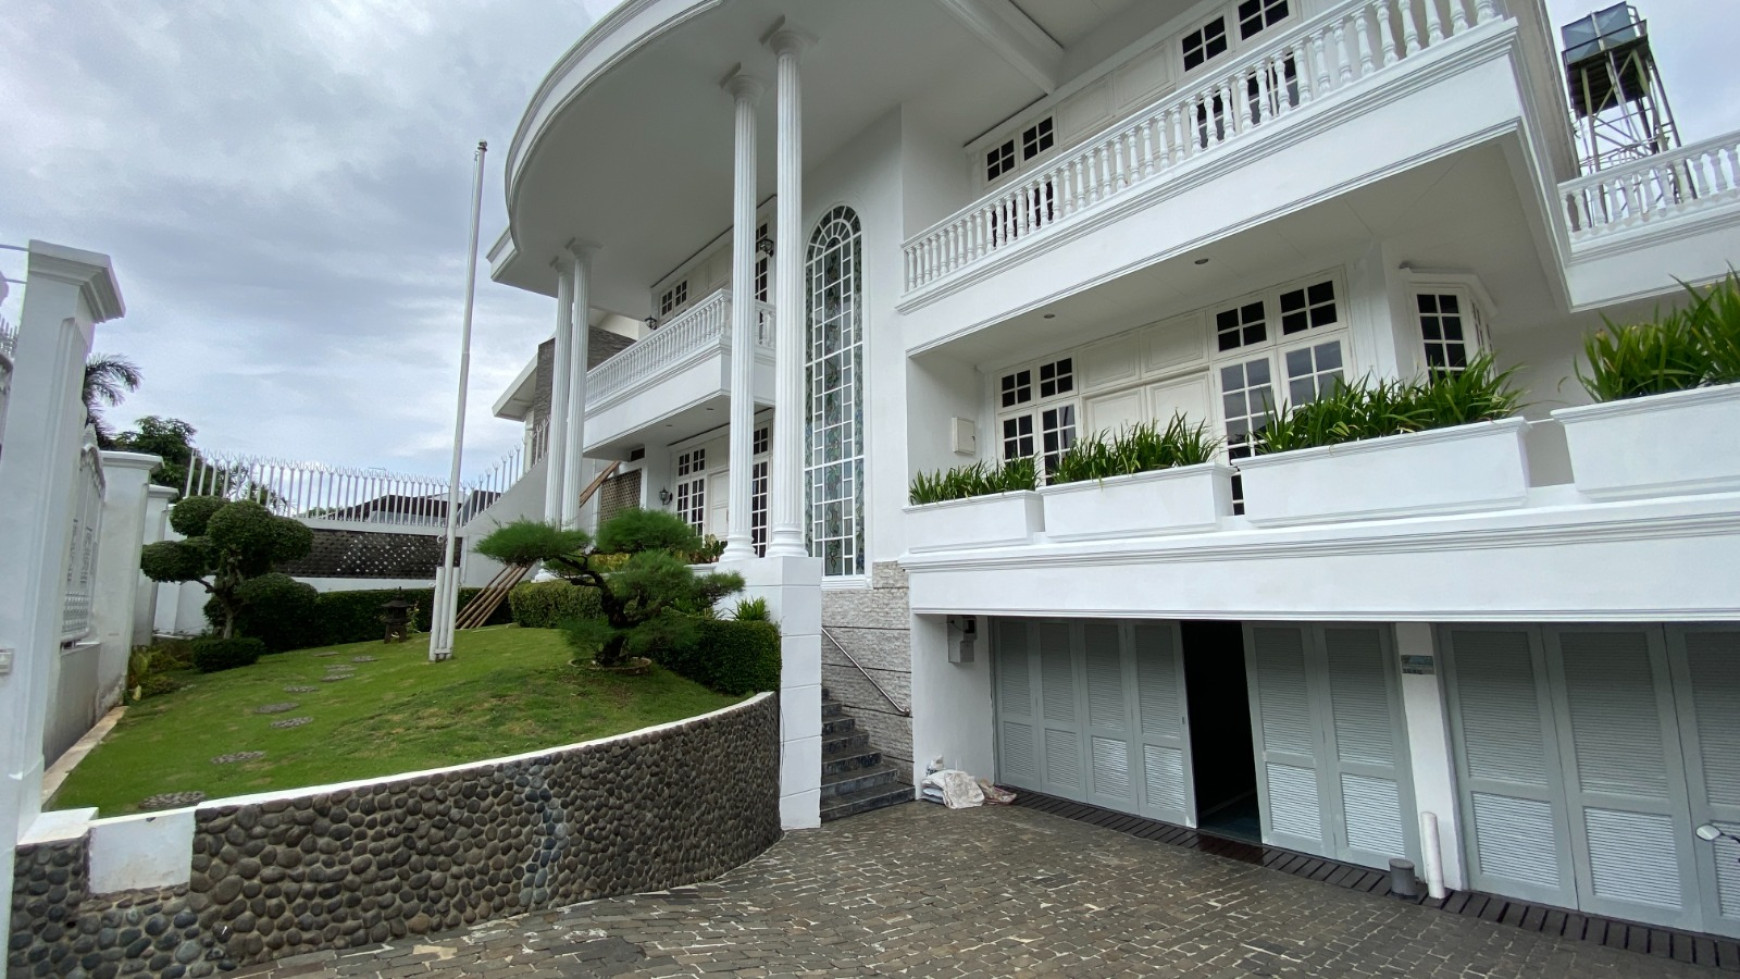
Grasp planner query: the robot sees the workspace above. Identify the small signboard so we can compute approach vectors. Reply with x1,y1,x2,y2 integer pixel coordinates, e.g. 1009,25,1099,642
1401,654,1436,676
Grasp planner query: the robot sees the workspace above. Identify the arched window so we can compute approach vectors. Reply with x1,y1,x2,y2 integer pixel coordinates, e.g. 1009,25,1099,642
805,206,864,577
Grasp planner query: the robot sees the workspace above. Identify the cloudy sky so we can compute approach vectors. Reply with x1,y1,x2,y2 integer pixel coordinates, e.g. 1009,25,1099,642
4,0,1738,482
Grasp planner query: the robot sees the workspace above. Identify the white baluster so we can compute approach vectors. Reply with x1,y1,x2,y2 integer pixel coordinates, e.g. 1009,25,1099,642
1141,116,1157,178
1357,7,1378,75
1713,148,1733,193
1313,30,1334,95
1335,19,1354,82
1474,0,1496,24
1424,0,1445,43
1379,2,1401,65
1400,0,1421,55
1450,0,1469,33
1167,106,1184,165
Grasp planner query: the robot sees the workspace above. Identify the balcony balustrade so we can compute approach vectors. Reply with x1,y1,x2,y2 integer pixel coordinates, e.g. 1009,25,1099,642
1562,133,1740,242
902,0,1504,296
586,287,774,409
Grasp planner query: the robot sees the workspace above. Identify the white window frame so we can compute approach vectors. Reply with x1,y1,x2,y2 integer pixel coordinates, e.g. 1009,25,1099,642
994,355,1079,478
1180,0,1296,76
674,447,706,533
974,114,1061,193
1400,271,1494,378
804,206,866,579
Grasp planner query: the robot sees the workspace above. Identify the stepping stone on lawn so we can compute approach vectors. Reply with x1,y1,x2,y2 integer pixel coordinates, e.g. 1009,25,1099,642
283,685,317,693
254,702,298,714
140,791,204,811
312,651,341,657
319,675,350,683
271,716,313,729
351,656,377,663
211,751,265,765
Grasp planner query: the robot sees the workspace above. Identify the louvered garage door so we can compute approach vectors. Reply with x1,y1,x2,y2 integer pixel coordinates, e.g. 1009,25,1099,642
992,619,1193,824
1246,624,1416,868
1445,624,1740,937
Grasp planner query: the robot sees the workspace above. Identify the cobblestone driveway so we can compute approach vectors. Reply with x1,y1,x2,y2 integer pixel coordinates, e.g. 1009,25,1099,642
238,803,1710,978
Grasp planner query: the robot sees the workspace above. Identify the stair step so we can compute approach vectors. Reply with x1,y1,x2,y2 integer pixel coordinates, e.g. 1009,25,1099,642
822,749,883,777
822,732,870,757
821,701,846,720
821,782,914,822
821,716,856,737
821,763,901,800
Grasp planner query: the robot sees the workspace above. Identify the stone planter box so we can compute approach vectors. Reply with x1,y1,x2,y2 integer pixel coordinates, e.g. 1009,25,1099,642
1551,382,1740,501
1237,417,1531,527
905,492,1043,553
1039,463,1233,542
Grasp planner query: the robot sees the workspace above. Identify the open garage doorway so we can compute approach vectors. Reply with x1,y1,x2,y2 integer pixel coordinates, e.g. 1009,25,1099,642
1182,621,1260,842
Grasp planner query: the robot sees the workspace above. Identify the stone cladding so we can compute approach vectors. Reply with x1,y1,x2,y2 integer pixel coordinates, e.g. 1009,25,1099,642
9,695,779,978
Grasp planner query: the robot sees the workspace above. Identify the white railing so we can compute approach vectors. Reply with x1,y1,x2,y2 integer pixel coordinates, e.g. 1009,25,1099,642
903,0,1502,293
61,435,105,643
1562,134,1740,241
0,311,16,361
586,287,776,407
185,430,550,531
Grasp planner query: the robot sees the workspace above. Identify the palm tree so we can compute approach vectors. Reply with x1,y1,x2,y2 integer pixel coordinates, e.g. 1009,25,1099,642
83,353,142,447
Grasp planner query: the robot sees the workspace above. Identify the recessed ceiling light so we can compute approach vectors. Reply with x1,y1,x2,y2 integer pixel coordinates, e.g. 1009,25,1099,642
1043,313,1056,320
1194,257,1210,265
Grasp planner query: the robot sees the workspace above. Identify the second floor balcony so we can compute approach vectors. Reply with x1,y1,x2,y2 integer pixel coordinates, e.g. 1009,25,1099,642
582,287,775,458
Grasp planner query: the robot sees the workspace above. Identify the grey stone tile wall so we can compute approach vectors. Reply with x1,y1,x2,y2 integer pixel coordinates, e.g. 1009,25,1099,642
9,695,779,979
822,562,912,781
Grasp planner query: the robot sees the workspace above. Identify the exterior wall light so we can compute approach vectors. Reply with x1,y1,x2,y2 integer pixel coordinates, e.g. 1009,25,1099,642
658,487,673,505
755,236,776,258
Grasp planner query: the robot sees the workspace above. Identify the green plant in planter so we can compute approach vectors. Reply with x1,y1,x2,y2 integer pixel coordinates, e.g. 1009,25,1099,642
1050,413,1221,485
909,456,1037,505
1577,272,1740,400
1258,355,1523,454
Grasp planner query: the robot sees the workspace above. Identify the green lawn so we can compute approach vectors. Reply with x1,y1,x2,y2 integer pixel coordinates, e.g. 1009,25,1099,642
52,626,743,816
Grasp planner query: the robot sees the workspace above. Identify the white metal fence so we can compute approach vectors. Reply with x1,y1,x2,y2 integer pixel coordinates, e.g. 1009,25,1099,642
184,421,550,530
60,436,105,643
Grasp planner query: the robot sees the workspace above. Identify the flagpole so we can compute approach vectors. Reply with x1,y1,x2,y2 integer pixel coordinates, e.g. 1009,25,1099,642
431,139,488,662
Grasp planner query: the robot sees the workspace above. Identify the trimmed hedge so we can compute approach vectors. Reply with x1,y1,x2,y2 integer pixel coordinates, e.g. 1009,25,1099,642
206,583,514,650
507,580,604,629
655,619,781,696
192,637,265,673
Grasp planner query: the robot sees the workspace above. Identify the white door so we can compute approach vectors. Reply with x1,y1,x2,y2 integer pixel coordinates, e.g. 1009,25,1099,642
1246,623,1416,869
1443,624,1740,936
705,469,729,541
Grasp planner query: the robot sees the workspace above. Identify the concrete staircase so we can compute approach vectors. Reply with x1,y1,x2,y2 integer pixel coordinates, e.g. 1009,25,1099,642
820,690,912,822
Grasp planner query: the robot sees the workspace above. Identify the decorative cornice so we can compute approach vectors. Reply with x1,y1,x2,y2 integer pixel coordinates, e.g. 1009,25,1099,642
26,240,125,323
721,69,766,103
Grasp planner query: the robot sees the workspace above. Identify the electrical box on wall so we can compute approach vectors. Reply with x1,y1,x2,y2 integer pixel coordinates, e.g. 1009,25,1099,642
951,418,977,456
947,616,977,664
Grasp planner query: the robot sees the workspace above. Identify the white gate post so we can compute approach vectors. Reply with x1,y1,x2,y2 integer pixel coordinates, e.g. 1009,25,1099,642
0,242,124,947
134,485,179,648
91,451,162,710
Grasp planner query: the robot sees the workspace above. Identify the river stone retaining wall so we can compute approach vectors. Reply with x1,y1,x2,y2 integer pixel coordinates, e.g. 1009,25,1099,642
9,693,780,978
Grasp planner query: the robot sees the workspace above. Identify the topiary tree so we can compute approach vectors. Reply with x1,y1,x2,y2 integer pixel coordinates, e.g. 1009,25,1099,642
475,508,743,668
140,498,314,638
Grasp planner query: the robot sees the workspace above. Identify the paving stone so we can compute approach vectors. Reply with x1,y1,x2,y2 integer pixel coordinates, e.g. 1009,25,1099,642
211,752,267,765
254,703,299,715
229,805,1705,979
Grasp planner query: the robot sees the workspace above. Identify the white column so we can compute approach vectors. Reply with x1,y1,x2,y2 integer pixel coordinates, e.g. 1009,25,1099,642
562,246,594,530
767,29,812,559
134,485,177,648
720,72,764,563
0,242,123,948
91,451,161,711
543,258,574,524
1394,622,1466,891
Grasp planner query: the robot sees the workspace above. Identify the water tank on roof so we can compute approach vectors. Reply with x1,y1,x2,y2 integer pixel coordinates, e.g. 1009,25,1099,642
1560,3,1680,173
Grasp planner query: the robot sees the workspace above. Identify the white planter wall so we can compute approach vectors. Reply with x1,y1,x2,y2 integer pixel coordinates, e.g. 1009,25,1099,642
1238,418,1532,527
1552,383,1740,501
905,492,1043,553
1039,464,1233,541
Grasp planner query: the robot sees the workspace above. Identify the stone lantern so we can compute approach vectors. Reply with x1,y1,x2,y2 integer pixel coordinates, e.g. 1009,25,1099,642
380,591,415,643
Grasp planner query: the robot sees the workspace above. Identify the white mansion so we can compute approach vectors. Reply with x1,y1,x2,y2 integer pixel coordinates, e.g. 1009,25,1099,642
474,0,1740,939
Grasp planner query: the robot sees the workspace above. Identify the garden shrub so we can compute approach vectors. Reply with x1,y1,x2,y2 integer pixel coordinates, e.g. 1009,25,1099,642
1258,355,1524,454
192,636,265,673
308,586,510,646
148,638,196,671
205,573,320,652
655,618,781,696
1050,412,1221,485
508,580,605,628
1579,272,1740,401
909,456,1038,505
138,674,181,699
731,596,771,622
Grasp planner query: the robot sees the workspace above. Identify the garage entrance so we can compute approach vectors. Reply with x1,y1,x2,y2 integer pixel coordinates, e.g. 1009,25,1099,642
991,618,1417,870
1441,624,1740,937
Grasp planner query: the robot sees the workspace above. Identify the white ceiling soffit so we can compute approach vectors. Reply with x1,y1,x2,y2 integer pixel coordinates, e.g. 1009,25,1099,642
934,0,1063,93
